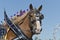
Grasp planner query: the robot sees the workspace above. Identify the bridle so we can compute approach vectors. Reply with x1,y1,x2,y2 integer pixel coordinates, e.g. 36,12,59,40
28,10,42,34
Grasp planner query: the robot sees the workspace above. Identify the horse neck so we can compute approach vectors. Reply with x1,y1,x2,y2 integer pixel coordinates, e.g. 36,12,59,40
3,12,33,39
18,15,33,39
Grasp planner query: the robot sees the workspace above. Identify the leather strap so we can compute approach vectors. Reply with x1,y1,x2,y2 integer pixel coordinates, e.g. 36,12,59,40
4,11,32,40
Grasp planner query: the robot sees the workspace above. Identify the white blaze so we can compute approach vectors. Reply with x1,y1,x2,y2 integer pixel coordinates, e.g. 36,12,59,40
35,16,41,33
36,21,41,29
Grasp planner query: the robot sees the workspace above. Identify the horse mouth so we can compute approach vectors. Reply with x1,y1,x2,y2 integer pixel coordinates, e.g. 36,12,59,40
35,28,42,34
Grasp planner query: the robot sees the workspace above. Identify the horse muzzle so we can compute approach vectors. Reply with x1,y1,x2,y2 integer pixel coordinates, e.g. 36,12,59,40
35,28,42,34
35,20,42,34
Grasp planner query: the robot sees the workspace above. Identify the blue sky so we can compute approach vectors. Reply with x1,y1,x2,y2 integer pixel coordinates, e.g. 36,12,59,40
0,0,60,40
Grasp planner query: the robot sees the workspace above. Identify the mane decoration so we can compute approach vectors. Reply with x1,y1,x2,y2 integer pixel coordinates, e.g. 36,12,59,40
15,9,29,17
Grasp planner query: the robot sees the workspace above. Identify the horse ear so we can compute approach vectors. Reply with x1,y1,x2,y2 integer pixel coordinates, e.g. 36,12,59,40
38,5,42,11
29,4,33,10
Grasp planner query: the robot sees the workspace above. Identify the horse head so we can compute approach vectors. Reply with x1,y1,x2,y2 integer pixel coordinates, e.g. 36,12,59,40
29,4,44,34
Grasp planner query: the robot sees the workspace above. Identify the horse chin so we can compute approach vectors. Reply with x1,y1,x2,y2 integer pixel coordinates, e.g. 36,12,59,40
33,30,41,35
35,31,41,34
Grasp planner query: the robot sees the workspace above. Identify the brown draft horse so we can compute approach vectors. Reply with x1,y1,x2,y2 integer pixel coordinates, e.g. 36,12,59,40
0,4,44,40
